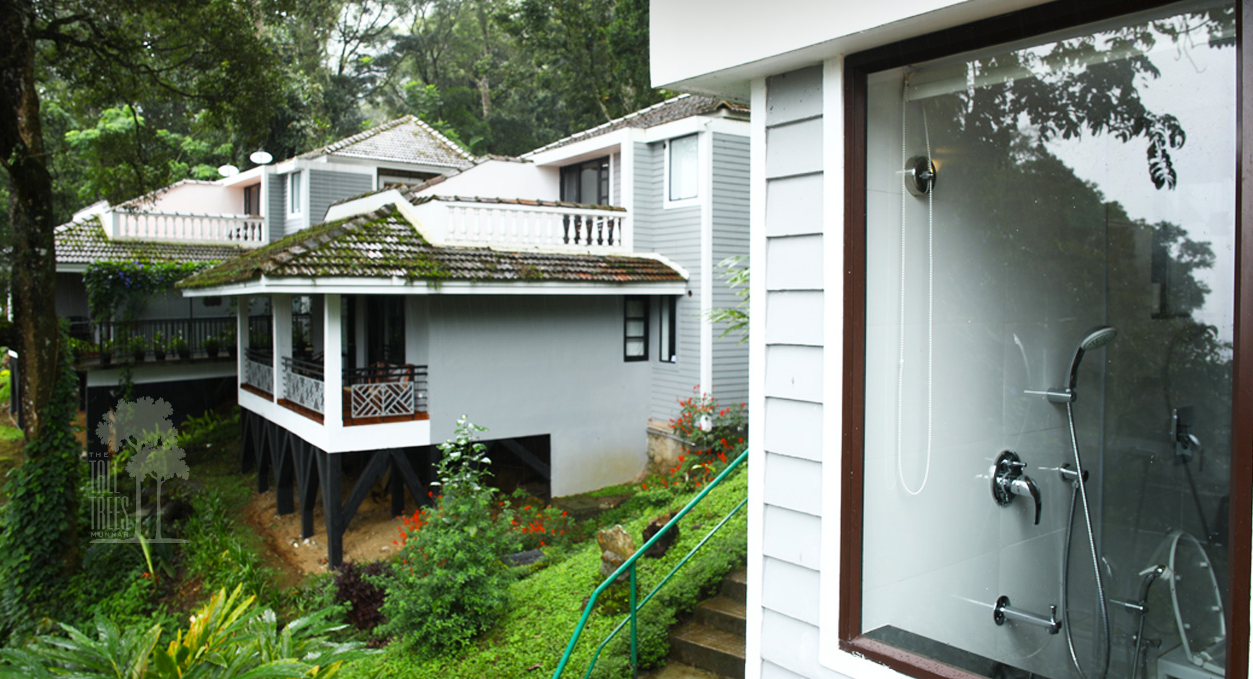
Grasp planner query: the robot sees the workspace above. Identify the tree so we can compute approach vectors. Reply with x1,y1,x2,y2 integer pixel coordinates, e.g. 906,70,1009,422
0,0,289,627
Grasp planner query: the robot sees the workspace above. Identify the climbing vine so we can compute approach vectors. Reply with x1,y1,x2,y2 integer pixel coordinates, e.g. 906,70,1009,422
0,323,85,640
83,261,215,323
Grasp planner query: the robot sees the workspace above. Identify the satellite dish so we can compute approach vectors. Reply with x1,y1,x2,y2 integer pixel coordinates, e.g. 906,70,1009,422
217,164,240,177
249,150,273,165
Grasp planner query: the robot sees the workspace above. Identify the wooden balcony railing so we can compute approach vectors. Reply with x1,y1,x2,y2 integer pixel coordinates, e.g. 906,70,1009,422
274,358,429,425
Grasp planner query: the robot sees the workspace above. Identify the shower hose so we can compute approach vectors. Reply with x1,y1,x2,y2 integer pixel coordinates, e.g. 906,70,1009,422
1063,401,1111,679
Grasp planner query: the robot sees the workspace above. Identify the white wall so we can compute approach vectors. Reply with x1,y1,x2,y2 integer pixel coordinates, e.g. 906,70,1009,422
135,182,246,215
411,159,559,202
426,295,652,496
650,0,1052,96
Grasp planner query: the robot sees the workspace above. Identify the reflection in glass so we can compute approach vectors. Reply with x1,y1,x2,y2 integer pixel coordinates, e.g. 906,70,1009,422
859,3,1235,679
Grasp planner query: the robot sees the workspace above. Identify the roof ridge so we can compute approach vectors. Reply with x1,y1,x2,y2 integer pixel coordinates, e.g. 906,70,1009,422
523,94,716,157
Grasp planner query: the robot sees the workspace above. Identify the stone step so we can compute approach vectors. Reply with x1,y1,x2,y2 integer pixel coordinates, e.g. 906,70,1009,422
639,663,724,679
693,595,746,636
720,567,747,603
670,621,746,679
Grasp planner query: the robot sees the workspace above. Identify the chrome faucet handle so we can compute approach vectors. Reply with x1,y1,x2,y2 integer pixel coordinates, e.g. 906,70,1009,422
1010,476,1042,525
992,450,1043,525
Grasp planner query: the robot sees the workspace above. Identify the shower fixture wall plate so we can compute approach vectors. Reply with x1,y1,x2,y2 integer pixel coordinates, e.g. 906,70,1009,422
904,156,936,196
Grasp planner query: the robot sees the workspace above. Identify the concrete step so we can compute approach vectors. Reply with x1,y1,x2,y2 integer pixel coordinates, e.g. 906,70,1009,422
693,595,746,636
639,663,724,679
720,567,747,603
670,621,746,679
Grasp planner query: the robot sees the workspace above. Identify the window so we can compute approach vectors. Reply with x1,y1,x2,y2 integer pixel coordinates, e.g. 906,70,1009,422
659,296,677,363
560,157,610,205
666,135,698,203
287,171,302,215
243,184,261,216
624,296,648,361
839,3,1243,679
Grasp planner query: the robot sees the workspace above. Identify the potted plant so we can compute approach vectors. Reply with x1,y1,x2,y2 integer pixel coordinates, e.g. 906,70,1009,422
152,332,167,361
171,333,190,360
99,339,114,367
221,326,237,358
128,335,146,363
203,335,221,359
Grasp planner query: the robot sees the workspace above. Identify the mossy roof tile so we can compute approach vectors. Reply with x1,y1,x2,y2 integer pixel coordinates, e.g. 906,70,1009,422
55,217,244,265
178,205,684,290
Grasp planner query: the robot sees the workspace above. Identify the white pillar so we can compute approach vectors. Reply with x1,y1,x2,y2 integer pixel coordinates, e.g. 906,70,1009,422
273,294,292,399
323,294,343,431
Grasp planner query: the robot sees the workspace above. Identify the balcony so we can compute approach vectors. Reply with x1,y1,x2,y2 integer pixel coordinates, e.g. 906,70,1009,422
104,208,267,248
408,197,629,252
272,357,429,426
70,317,236,367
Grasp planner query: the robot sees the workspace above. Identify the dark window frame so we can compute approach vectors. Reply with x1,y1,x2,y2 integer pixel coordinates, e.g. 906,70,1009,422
659,295,678,363
243,183,261,216
837,1,1252,678
624,296,649,362
560,157,611,205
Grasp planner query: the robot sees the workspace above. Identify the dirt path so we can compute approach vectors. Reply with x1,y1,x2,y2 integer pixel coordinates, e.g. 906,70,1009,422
241,485,412,576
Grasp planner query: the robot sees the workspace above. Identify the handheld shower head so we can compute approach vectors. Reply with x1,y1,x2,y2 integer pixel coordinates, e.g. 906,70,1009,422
1066,326,1118,394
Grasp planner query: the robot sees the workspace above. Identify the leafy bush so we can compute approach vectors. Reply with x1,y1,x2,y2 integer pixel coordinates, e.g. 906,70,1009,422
0,585,375,679
183,490,274,602
334,561,391,635
378,417,521,655
177,407,240,449
0,369,8,405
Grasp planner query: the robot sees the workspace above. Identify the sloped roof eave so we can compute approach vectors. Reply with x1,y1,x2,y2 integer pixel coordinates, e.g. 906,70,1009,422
180,275,688,298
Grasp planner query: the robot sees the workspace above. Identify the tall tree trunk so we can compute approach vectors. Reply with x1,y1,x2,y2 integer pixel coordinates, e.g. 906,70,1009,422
0,0,60,442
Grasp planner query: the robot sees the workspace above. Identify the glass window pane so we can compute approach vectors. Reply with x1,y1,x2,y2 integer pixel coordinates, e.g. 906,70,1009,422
859,4,1236,678
669,135,698,201
626,320,645,337
625,339,645,357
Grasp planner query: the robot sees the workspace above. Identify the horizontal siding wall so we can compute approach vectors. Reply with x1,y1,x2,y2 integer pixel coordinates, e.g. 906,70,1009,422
310,169,372,226
636,141,702,421
266,172,285,243
711,132,751,409
758,65,838,679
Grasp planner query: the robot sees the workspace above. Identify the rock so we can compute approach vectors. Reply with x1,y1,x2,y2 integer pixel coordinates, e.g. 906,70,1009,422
502,549,546,567
597,525,636,578
642,513,677,558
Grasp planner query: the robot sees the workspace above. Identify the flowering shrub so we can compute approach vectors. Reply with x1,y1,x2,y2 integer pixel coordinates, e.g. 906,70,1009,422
83,260,215,323
507,493,572,550
647,389,747,492
378,417,521,655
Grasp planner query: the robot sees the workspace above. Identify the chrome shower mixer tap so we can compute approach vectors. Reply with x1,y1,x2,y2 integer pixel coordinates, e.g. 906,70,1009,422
992,450,1042,525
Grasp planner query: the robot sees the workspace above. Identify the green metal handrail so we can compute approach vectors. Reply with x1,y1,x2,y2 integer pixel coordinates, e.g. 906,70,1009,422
551,449,749,679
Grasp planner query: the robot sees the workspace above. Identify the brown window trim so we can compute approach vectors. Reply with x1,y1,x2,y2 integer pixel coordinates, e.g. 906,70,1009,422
837,1,1252,677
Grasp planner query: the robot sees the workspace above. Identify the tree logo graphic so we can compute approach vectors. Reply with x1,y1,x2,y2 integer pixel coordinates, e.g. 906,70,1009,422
90,397,189,544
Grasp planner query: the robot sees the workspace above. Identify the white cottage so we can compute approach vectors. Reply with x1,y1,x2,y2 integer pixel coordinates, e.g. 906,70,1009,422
171,96,752,565
651,1,1248,679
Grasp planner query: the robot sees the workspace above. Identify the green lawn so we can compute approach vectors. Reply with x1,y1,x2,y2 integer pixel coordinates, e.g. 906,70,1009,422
344,468,749,679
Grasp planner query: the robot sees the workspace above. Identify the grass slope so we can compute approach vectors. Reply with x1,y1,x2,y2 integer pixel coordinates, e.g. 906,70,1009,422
349,467,748,679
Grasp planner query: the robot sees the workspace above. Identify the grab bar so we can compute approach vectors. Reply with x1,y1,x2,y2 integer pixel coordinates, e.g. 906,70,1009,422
993,595,1061,634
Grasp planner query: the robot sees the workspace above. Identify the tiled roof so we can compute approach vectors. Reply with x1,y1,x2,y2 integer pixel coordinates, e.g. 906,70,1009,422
524,94,750,155
301,116,475,170
179,205,684,290
56,217,244,266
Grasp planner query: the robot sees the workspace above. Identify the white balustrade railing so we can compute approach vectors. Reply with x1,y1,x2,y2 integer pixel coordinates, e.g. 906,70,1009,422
437,201,627,251
109,209,267,247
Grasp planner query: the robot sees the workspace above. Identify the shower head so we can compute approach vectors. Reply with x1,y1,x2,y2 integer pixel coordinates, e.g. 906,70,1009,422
1065,325,1118,394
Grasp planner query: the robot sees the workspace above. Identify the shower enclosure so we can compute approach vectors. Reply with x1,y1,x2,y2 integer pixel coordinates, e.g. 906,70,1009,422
858,2,1236,678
